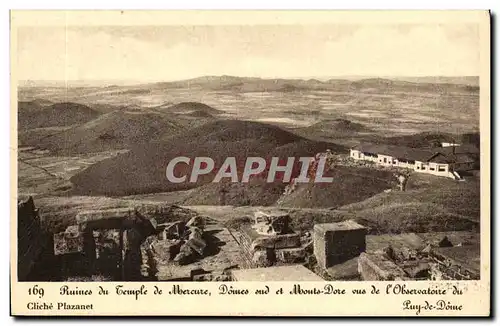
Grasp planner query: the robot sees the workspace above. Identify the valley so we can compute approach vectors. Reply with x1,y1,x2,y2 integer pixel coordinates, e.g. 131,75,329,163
16,75,481,282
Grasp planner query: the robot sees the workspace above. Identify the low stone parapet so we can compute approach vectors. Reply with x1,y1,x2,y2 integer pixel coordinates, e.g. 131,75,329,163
358,252,407,281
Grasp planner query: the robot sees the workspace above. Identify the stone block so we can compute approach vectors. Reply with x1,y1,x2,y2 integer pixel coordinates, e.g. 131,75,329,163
251,233,301,251
188,226,204,241
276,247,306,264
54,225,85,256
326,257,360,280
173,244,196,265
314,220,367,269
358,252,407,281
186,216,204,229
193,272,232,282
253,210,291,235
252,250,274,268
153,240,183,262
76,208,135,225
186,237,207,256
158,221,186,240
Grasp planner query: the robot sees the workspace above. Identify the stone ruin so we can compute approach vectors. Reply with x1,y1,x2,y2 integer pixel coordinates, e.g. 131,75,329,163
189,266,235,282
427,245,480,281
51,202,234,281
54,225,86,255
236,210,306,268
312,220,480,281
252,211,289,236
147,215,208,267
358,235,480,281
53,208,157,280
18,196,45,281
313,220,367,270
140,214,242,282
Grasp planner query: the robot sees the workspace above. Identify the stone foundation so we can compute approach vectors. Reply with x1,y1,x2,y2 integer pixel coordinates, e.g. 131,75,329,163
358,252,407,281
314,220,367,270
429,245,480,280
237,224,304,268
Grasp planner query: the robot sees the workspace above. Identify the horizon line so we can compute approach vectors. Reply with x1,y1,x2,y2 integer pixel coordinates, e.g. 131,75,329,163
18,75,480,86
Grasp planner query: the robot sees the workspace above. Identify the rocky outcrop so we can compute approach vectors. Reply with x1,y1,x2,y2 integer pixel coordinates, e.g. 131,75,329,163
17,196,45,281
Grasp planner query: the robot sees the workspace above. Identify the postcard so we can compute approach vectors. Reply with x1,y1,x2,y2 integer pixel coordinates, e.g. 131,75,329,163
10,10,490,316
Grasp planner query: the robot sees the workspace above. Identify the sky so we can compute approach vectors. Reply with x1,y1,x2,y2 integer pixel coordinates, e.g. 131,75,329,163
16,24,480,82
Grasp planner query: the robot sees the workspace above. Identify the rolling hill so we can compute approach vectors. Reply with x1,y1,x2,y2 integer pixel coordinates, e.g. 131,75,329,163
277,166,393,209
140,76,480,94
155,102,223,115
18,102,101,130
69,120,346,196
301,119,372,136
24,110,184,154
18,99,53,111
328,173,481,234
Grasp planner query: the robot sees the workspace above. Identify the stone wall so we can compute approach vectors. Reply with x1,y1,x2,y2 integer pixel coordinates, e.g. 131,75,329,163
358,252,408,281
237,224,304,268
17,196,45,281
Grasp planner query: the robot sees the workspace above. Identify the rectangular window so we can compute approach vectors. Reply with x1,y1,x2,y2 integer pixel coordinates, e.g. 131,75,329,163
438,166,446,172
430,167,435,171
383,158,387,163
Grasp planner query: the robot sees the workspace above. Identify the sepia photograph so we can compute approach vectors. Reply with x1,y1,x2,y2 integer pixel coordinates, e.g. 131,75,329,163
13,11,487,289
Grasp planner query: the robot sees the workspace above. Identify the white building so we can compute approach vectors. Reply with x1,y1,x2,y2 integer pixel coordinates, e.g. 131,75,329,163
441,142,461,148
349,144,477,179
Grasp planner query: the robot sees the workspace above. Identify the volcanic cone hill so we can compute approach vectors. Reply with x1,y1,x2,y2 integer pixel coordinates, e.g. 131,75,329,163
18,102,101,130
304,119,371,134
18,99,54,111
184,110,215,118
69,120,346,196
295,118,374,143
28,110,184,154
154,102,223,115
179,138,341,206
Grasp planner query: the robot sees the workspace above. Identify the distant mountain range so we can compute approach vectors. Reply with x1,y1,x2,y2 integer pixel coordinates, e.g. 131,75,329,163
19,75,479,88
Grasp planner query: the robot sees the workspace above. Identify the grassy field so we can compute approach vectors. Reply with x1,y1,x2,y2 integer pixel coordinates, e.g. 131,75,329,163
181,172,480,235
17,148,127,197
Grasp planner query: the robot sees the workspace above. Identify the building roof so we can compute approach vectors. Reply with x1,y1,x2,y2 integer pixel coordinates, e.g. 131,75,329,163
352,144,438,162
352,143,477,164
438,144,479,155
428,152,476,164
